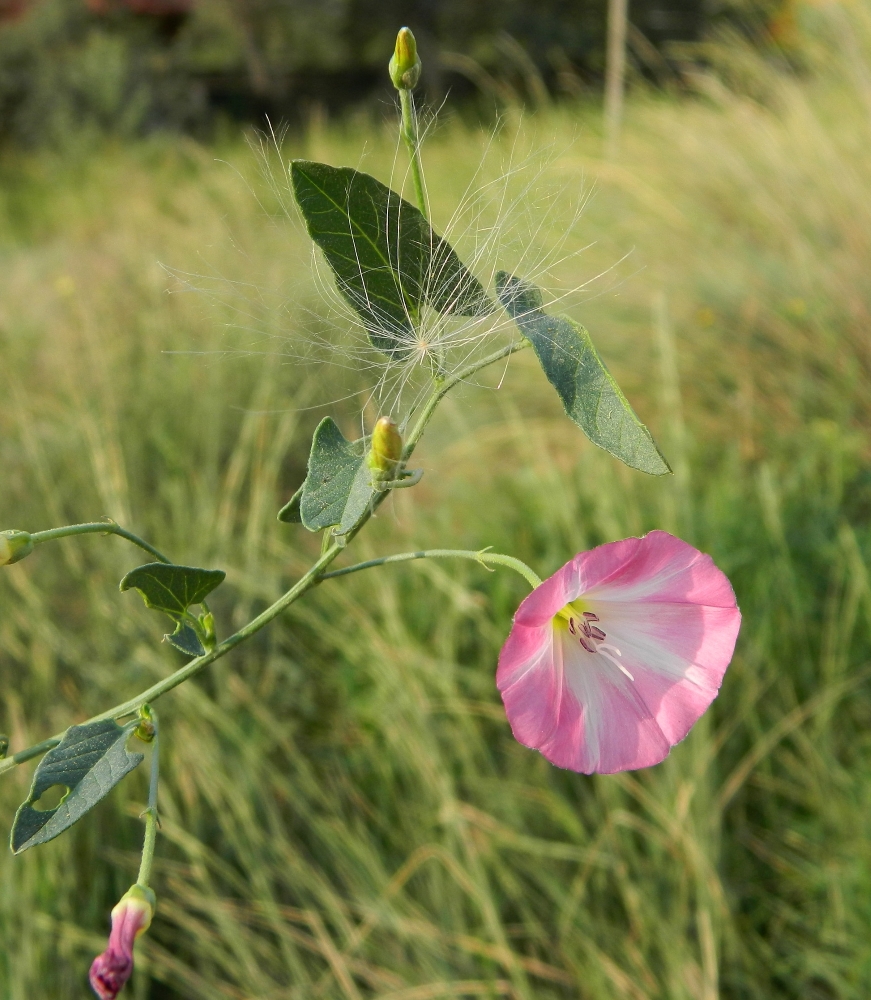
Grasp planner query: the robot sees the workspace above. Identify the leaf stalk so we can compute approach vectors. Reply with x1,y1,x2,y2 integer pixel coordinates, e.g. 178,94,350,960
30,522,171,564
319,548,542,589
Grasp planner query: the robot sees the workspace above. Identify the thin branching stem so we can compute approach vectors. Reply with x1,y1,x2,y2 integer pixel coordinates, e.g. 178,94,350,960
319,548,542,589
0,339,531,776
403,339,529,460
136,714,160,889
31,522,171,564
400,89,427,218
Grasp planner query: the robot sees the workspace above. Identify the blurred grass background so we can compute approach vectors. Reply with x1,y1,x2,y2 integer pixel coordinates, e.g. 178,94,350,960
2,3,871,998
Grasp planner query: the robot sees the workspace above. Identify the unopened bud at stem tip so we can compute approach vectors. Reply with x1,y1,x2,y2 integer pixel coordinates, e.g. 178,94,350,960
367,417,403,477
89,884,156,1000
389,26,421,90
0,530,33,567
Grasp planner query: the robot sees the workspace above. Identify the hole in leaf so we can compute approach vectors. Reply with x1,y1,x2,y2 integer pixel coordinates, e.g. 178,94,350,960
32,784,70,812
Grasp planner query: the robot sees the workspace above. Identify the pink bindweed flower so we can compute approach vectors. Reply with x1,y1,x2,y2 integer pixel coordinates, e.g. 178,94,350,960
497,531,741,773
89,884,155,1000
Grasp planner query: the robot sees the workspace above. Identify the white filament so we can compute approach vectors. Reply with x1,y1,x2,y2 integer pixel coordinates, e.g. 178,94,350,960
595,642,634,682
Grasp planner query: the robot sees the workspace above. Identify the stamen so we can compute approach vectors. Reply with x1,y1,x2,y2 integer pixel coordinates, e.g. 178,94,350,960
564,611,631,678
596,642,634,681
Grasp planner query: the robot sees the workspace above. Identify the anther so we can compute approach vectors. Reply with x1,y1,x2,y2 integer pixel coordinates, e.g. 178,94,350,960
589,626,606,640
569,618,576,634
582,622,593,638
579,636,595,653
583,612,599,621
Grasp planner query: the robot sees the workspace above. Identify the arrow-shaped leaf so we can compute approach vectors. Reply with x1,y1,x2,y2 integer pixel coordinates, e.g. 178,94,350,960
496,272,671,476
297,417,378,535
291,160,491,357
277,484,303,524
11,720,144,853
120,563,225,622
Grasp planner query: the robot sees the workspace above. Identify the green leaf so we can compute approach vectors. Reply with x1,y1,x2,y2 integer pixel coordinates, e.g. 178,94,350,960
11,720,143,853
496,272,671,476
298,417,378,535
291,160,491,356
165,621,206,657
277,484,303,524
120,563,226,623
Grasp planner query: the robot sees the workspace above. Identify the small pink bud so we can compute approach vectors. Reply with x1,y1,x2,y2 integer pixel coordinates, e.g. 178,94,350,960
89,884,155,999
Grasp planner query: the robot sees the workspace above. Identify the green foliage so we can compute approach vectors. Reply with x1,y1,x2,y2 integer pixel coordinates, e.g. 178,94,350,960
497,272,671,476
292,416,378,534
10,721,143,854
120,563,225,655
0,0,203,150
291,160,491,356
3,16,871,991
120,563,225,618
277,484,304,524
165,621,209,658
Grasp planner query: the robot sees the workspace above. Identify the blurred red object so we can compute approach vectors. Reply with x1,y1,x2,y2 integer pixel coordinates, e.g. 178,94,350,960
85,0,193,15
0,0,193,18
0,0,29,21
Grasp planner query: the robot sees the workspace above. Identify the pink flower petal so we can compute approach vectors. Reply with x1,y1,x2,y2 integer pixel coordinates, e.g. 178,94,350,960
512,562,576,628
89,886,155,1000
575,531,737,608
497,531,741,774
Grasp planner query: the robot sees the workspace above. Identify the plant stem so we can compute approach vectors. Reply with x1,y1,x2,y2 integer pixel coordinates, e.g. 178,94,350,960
0,340,531,777
31,522,171,564
403,339,529,460
319,548,542,589
137,716,160,889
137,808,158,889
400,89,427,218
0,542,347,776
12,737,62,764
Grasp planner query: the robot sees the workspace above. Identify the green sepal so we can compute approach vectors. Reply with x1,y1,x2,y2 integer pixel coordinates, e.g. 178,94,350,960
120,563,225,623
11,720,144,853
298,417,379,535
277,484,303,523
496,272,671,476
291,160,491,356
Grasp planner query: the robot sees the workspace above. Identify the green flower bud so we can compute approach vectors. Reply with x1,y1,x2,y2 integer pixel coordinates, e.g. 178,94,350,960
389,26,421,90
200,611,216,651
134,704,156,743
367,417,403,477
0,530,33,567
